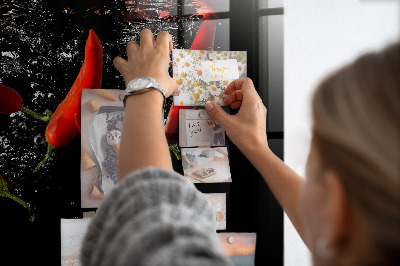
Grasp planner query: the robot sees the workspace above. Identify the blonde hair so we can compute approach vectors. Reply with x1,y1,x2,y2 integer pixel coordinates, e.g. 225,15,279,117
312,43,400,264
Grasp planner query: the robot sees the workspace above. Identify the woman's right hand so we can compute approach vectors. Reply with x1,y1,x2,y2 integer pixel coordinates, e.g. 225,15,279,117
205,78,269,155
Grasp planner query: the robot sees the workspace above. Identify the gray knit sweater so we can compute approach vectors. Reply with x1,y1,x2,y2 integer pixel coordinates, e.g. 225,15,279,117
81,167,232,266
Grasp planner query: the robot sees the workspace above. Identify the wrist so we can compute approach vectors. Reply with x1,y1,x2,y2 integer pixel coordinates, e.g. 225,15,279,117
125,90,164,110
123,76,166,107
240,135,271,158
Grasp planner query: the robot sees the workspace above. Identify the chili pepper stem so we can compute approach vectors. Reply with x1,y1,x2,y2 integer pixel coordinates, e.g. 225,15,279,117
33,143,54,173
169,144,181,160
21,106,52,122
0,178,35,222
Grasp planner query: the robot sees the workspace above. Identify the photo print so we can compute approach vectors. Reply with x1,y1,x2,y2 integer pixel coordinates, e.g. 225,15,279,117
61,219,92,266
81,89,125,208
179,109,226,147
205,193,227,230
172,49,247,106
218,233,257,266
181,147,231,183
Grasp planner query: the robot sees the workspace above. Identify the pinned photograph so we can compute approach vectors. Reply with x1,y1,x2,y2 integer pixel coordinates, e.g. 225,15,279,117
205,193,227,230
179,109,226,147
80,89,125,208
181,147,231,183
172,49,247,106
61,219,92,266
218,233,257,266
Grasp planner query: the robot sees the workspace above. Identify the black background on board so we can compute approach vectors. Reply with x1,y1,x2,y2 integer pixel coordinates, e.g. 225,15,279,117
0,0,283,265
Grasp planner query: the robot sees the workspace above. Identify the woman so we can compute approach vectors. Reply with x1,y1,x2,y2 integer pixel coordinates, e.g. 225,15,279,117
203,117,225,146
81,29,400,266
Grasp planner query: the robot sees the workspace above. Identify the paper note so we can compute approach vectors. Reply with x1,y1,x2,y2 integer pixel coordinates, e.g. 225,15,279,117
199,59,239,82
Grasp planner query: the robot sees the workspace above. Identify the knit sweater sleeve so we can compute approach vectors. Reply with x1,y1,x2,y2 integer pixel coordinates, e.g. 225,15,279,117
81,167,232,266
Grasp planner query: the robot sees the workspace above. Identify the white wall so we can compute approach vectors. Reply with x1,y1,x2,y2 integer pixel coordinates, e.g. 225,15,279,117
284,1,399,265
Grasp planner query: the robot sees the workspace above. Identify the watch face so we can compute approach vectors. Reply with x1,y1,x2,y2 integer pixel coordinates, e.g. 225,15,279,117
130,77,151,90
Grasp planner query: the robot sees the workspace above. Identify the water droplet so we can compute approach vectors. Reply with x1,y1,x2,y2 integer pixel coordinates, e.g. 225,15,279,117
18,122,27,130
34,135,44,145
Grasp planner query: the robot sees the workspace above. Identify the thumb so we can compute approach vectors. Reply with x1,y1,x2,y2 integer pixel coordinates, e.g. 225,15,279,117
205,102,231,128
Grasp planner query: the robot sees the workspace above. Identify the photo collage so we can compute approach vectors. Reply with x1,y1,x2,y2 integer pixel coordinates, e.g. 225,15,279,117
174,49,247,184
75,49,256,265
171,49,248,237
171,49,256,253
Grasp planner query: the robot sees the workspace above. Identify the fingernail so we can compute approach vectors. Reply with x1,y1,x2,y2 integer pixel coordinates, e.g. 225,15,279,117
177,86,182,95
206,102,214,112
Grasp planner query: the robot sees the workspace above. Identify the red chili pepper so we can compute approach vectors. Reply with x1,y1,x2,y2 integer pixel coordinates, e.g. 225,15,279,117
45,29,102,148
33,30,102,172
190,13,217,50
0,85,52,121
0,84,23,114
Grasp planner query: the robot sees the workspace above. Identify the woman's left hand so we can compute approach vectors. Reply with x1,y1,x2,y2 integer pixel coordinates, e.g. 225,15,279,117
113,29,178,97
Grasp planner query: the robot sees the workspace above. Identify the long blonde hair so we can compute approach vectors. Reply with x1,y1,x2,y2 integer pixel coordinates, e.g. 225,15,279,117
312,43,400,264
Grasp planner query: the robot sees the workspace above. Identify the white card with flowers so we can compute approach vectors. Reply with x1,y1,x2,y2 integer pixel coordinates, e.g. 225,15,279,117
173,49,247,106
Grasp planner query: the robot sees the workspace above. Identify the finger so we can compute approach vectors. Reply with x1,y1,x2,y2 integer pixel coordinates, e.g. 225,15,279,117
126,41,139,57
113,56,127,73
224,79,243,95
205,102,231,129
224,78,256,96
139,29,155,51
230,101,242,109
223,90,243,105
172,86,182,96
155,31,173,53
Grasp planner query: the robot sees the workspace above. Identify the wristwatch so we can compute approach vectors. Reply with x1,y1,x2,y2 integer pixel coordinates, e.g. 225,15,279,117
123,77,166,107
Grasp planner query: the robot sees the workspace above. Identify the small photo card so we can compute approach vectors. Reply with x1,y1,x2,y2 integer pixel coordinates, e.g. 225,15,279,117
179,109,226,147
181,147,231,183
172,49,247,106
81,89,125,208
61,219,92,265
218,233,257,266
205,193,227,230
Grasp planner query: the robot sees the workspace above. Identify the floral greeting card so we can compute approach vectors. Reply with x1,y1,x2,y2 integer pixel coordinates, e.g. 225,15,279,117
173,49,247,106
